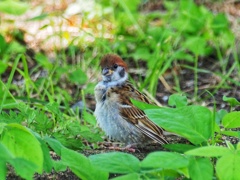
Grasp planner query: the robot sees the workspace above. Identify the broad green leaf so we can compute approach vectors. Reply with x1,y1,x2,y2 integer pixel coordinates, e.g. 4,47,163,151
35,53,53,70
185,146,230,157
0,0,29,15
112,173,140,180
69,68,87,85
145,106,213,145
178,167,190,178
0,123,43,173
216,152,240,180
0,142,13,160
188,157,213,180
211,13,229,32
237,142,240,150
215,109,228,125
43,136,64,156
0,122,6,134
9,158,37,180
34,134,53,173
141,152,189,169
183,37,207,56
61,148,108,180
0,61,8,74
172,50,194,62
222,112,240,128
168,94,188,108
52,160,67,172
0,161,6,180
89,152,140,174
131,99,159,110
221,130,240,138
226,141,235,150
83,111,97,125
164,143,197,153
223,96,240,107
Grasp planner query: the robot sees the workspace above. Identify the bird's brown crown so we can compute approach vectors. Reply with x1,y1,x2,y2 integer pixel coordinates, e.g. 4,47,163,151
100,54,128,70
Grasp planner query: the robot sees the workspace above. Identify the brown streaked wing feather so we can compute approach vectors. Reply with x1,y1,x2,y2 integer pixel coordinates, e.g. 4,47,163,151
109,82,168,144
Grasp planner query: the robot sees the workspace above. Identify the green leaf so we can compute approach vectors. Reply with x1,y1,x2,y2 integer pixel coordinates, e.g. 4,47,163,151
0,142,13,160
237,142,240,150
131,99,159,110
52,160,67,172
168,94,188,108
83,111,97,125
43,136,64,156
221,130,240,138
61,148,108,180
0,0,29,15
141,152,189,169
69,69,87,85
0,61,8,74
0,34,7,54
216,152,240,180
120,0,140,12
145,106,213,145
215,109,228,125
188,157,213,180
172,50,194,62
35,53,53,70
164,143,197,153
34,134,53,173
223,96,240,107
222,112,240,128
89,152,140,174
183,37,207,56
0,161,7,180
185,146,230,157
0,123,43,173
9,158,37,180
226,141,235,150
112,173,140,180
27,13,49,21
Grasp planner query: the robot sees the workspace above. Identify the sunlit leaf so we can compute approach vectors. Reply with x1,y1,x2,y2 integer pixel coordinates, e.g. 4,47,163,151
168,94,188,108
0,0,29,15
145,106,213,145
69,69,87,85
185,146,230,157
223,96,240,107
222,112,240,128
141,152,189,169
216,152,240,180
0,123,43,173
164,143,196,153
61,148,108,180
188,157,213,180
89,152,140,174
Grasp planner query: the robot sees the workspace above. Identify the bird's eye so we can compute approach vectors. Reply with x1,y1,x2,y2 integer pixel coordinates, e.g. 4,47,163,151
113,64,118,69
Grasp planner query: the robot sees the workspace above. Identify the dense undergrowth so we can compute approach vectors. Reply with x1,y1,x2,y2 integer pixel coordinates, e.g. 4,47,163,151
0,0,240,179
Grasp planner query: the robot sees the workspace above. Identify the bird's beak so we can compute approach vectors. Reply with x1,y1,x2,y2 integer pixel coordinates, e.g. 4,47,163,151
102,68,113,76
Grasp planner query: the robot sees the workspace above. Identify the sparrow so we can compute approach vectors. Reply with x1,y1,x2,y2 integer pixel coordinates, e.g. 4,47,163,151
94,54,168,146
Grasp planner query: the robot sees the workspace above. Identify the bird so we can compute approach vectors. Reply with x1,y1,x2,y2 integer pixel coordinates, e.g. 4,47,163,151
94,54,168,147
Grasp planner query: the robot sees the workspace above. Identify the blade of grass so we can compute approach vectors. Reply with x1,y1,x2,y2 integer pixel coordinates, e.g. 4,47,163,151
0,54,21,113
117,0,145,37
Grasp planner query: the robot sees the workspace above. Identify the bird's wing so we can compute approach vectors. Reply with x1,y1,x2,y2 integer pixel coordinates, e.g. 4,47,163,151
108,82,168,144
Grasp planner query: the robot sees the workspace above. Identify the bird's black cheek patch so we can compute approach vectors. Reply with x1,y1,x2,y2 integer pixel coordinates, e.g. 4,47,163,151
119,69,125,77
102,93,106,102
